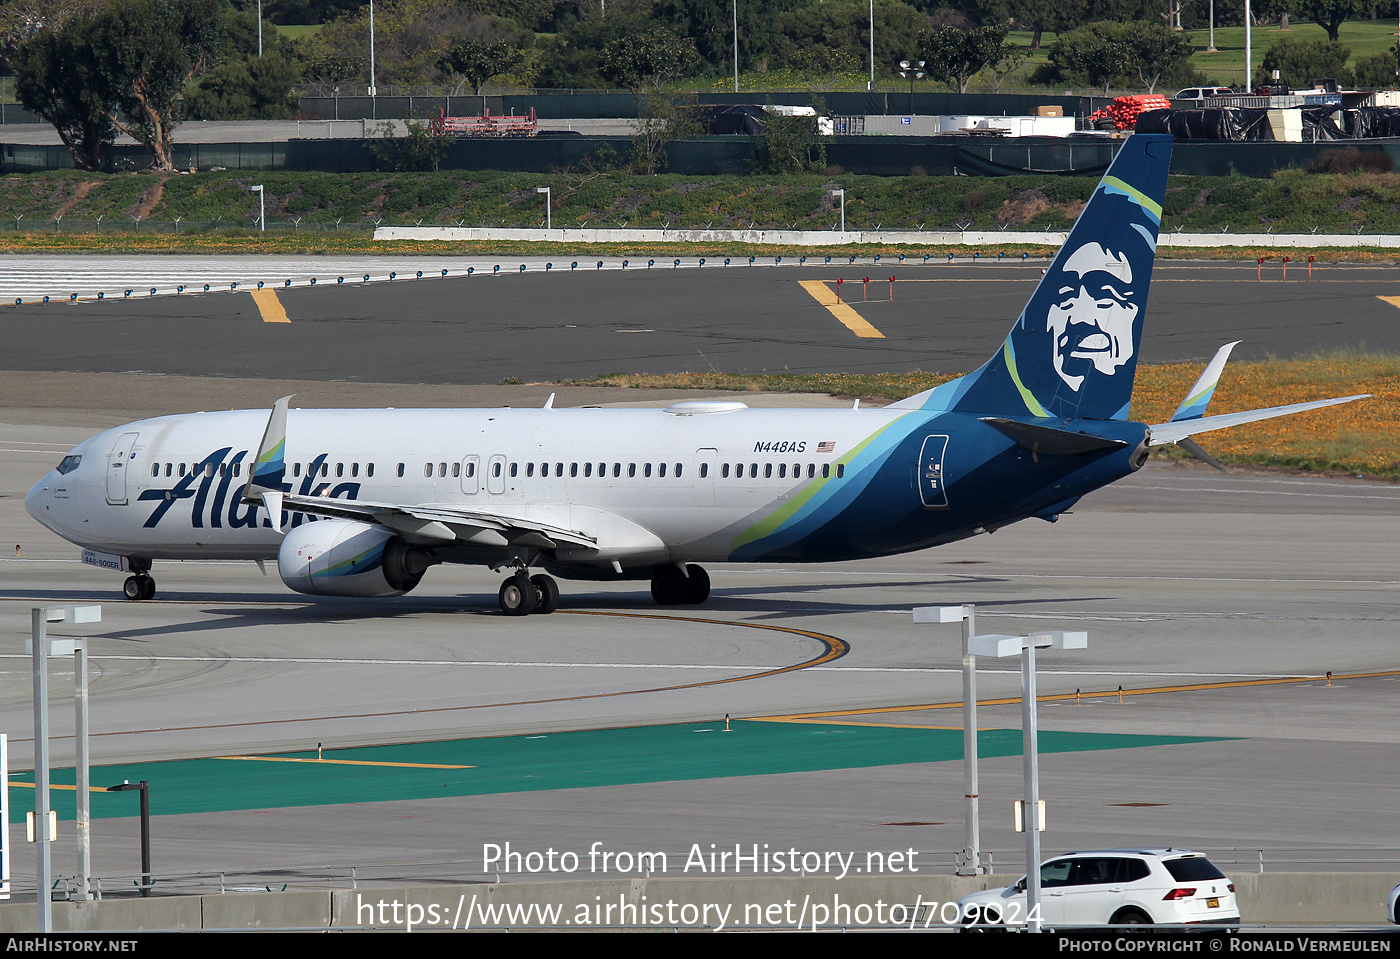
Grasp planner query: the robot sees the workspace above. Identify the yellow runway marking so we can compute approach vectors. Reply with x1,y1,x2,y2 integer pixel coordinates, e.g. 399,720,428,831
7,781,108,792
215,756,472,769
798,279,885,338
250,288,290,323
755,667,1400,722
1376,295,1400,310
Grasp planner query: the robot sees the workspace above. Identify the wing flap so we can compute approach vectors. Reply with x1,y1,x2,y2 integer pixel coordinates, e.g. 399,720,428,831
279,493,598,549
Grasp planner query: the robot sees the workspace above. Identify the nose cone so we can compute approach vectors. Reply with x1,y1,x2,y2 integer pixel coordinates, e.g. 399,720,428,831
25,473,55,530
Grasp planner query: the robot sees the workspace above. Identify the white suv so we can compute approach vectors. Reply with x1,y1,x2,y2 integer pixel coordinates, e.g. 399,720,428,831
958,849,1240,927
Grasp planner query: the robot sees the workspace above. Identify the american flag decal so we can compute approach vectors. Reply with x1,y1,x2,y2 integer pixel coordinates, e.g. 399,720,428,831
817,441,836,453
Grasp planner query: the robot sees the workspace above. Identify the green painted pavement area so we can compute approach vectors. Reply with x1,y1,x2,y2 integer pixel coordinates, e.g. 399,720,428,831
7,722,1227,822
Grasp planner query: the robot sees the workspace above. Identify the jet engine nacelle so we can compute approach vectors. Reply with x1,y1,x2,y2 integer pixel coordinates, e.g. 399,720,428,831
278,519,437,597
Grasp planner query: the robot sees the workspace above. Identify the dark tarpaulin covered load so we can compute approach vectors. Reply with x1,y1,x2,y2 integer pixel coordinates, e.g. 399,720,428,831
699,104,767,135
1301,107,1348,140
1351,107,1400,139
1134,108,1274,140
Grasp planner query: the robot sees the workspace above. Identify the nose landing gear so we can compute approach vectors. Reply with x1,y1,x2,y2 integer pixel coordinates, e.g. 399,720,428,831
122,573,155,601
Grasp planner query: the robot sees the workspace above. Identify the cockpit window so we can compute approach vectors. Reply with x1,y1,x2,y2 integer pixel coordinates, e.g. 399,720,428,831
56,455,81,475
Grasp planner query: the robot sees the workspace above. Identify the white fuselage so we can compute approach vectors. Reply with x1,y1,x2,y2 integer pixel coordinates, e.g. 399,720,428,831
27,404,914,568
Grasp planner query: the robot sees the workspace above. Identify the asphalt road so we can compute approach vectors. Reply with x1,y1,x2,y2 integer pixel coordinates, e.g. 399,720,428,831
2,258,1397,383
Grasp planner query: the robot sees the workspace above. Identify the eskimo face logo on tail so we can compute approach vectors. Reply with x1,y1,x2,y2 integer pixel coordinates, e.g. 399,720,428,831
1047,242,1139,392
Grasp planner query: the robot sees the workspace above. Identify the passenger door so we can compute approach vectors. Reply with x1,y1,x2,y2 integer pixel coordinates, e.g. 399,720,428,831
105,432,139,505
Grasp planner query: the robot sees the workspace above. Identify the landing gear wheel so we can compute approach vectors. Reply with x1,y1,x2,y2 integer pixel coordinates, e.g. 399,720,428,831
123,575,155,601
498,573,538,616
530,574,559,614
650,566,686,606
680,564,710,604
139,576,156,600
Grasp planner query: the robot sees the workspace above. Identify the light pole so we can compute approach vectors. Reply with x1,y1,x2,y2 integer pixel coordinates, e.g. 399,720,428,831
250,184,265,232
1244,0,1252,93
1207,0,1216,53
257,0,262,58
29,604,102,929
369,0,377,99
966,628,1087,935
535,186,551,231
868,0,875,91
899,59,925,115
828,188,845,232
913,604,984,876
732,0,739,94
106,781,151,897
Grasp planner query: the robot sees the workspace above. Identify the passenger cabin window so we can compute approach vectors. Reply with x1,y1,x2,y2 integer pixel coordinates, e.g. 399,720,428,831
352,463,359,477
527,463,535,477
151,464,160,477
397,463,405,478
438,463,447,477
452,462,461,478
836,464,845,478
644,463,652,477
700,464,708,478
367,463,374,478
658,463,667,478
336,463,344,478
510,463,518,477
424,463,432,477
628,464,636,477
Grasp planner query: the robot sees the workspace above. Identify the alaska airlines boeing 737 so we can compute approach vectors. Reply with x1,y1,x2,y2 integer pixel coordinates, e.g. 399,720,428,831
25,135,1367,614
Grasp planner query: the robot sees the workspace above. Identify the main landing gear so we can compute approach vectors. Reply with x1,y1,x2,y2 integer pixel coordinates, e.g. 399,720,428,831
651,564,710,606
122,572,155,601
497,571,559,616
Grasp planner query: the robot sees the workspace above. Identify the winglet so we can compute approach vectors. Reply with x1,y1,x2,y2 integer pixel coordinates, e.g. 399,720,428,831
1170,341,1241,422
543,392,555,410
243,394,292,504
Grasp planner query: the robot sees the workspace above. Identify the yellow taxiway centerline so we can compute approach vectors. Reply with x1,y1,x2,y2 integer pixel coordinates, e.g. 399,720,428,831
754,668,1400,722
798,279,885,338
250,288,291,323
214,756,472,769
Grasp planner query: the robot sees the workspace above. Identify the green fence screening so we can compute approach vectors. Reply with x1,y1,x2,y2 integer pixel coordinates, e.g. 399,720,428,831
5,134,1399,177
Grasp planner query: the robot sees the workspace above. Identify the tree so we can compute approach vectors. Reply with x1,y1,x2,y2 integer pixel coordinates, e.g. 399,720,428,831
1120,21,1194,92
1048,21,1134,93
367,118,446,172
1294,0,1369,43
599,27,699,91
770,0,927,77
1354,46,1399,89
627,93,699,174
1261,34,1353,88
11,16,114,171
185,3,299,120
439,34,528,95
756,109,826,174
88,0,222,171
11,0,221,171
920,24,1011,94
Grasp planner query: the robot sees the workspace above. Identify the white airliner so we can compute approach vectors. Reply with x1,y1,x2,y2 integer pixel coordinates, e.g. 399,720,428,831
26,136,1367,615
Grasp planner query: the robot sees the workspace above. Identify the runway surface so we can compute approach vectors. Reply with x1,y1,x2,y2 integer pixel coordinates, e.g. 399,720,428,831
3,257,1399,383
0,258,1397,897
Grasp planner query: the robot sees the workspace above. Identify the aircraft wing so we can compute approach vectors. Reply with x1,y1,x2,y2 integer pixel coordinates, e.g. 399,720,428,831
1148,394,1370,446
276,493,599,550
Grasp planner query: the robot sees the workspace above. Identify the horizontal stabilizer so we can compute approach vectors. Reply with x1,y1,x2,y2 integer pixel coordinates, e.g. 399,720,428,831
981,417,1130,456
1149,394,1370,446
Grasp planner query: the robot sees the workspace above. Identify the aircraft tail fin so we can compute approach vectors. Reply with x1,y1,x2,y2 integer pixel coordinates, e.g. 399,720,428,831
894,134,1173,420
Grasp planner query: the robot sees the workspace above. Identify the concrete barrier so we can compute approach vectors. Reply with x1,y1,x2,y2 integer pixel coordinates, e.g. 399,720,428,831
0,872,1393,930
374,225,1400,250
